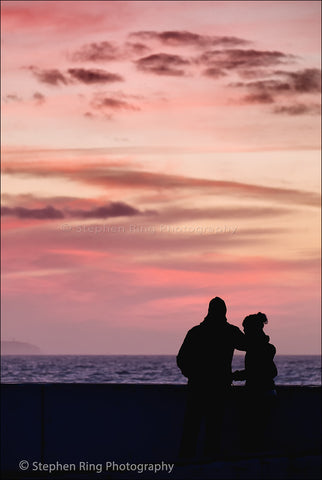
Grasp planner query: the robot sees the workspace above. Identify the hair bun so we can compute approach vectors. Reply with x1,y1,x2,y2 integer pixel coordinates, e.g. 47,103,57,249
257,312,268,324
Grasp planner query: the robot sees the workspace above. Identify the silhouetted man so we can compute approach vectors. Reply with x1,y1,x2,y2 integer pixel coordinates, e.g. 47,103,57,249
177,297,246,460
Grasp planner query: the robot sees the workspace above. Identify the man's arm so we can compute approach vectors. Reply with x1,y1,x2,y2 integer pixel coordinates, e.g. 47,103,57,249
177,329,195,378
233,326,247,351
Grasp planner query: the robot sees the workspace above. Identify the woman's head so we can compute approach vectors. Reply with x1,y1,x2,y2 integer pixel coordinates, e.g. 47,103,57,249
242,312,268,335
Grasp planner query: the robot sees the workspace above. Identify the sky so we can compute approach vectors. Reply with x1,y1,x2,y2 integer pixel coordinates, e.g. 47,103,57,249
1,1,321,354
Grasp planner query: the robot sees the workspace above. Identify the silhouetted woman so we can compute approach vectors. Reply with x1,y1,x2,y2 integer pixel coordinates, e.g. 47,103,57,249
232,312,277,451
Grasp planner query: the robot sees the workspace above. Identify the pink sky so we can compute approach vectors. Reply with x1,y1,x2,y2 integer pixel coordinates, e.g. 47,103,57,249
1,1,321,354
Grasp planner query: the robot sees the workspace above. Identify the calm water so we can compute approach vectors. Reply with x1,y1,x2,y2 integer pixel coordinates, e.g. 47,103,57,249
1,355,321,385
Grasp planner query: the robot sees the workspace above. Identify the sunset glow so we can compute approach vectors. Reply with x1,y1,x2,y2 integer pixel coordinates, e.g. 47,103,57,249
1,1,321,354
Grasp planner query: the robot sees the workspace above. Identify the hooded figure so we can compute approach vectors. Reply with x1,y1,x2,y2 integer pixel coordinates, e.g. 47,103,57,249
177,297,246,387
177,297,246,460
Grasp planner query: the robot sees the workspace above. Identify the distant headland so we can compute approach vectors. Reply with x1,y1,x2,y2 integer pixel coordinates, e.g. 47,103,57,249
1,341,42,355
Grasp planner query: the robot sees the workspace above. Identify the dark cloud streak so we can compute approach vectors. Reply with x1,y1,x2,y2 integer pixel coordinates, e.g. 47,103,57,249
202,68,227,79
28,66,123,86
274,68,321,93
273,103,321,115
2,205,64,220
68,68,123,84
69,40,151,62
2,202,148,220
70,41,120,62
233,68,321,112
243,92,275,104
125,42,150,56
135,53,190,76
130,30,249,48
198,49,295,70
69,202,141,219
92,96,139,111
28,66,69,86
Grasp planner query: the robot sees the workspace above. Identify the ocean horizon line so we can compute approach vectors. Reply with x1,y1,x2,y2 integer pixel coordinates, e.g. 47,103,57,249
1,353,321,356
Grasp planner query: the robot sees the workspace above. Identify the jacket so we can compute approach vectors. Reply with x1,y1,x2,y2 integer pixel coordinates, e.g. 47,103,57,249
233,335,277,390
177,316,246,386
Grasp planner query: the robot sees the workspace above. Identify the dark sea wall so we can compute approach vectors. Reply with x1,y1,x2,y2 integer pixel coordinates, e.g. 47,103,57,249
1,385,321,479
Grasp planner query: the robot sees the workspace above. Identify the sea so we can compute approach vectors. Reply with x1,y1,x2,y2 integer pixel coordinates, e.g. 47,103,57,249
1,355,321,385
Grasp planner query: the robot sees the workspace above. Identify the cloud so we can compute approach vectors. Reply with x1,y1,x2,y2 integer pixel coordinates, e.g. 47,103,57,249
4,94,22,102
69,40,150,63
130,30,249,48
202,68,227,79
28,65,124,87
124,42,150,56
234,79,291,92
0,193,294,226
28,66,69,86
33,92,46,105
67,68,123,84
232,79,288,103
273,103,321,115
243,92,275,104
1,205,64,220
236,69,276,80
2,194,293,227
198,49,295,71
233,69,321,109
3,161,320,207
92,96,139,111
2,201,148,220
68,202,143,219
70,41,120,62
274,68,321,93
135,53,190,76
238,69,321,96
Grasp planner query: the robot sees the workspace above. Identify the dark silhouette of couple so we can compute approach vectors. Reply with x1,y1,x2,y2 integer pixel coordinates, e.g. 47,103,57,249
177,297,277,461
